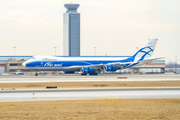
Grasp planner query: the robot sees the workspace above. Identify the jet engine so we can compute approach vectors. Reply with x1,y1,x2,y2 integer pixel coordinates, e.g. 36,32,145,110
105,65,117,72
81,67,97,75
81,67,89,75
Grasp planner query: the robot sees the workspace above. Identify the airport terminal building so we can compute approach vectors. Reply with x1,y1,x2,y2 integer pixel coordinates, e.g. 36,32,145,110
0,56,165,74
117,60,165,74
0,56,32,73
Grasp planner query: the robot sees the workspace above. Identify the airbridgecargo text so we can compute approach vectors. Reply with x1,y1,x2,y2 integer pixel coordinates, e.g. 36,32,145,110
44,62,63,67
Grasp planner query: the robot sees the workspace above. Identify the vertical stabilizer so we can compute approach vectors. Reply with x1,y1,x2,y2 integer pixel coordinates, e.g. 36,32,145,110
132,38,158,60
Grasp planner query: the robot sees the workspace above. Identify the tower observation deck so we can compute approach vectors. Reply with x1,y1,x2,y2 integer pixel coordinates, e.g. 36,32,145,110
63,3,80,56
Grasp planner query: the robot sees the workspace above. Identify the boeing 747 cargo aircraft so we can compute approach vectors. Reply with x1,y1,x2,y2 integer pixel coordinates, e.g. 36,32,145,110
23,38,163,76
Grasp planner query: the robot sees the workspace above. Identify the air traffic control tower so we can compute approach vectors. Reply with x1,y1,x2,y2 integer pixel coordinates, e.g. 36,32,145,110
63,3,80,56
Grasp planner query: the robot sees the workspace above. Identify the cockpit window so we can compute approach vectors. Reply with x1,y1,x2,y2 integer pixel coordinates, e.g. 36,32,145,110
31,57,35,59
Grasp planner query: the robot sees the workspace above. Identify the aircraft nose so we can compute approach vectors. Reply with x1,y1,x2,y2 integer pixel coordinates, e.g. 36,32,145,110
22,62,26,67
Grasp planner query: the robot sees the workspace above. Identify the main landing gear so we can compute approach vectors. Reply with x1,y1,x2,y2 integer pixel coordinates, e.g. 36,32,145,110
81,72,98,76
35,71,39,76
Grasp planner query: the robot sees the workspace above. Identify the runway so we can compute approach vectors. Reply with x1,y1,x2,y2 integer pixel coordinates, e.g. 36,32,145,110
0,74,180,83
0,87,180,102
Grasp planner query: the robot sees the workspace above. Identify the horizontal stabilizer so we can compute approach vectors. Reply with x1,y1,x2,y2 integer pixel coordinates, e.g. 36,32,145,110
137,57,165,66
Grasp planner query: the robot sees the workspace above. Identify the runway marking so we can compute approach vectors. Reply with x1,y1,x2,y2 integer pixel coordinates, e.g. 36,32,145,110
30,97,119,100
48,80,57,82
134,79,144,81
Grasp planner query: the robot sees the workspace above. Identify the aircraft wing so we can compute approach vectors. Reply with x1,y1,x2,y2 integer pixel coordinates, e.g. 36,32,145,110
70,64,104,69
70,62,126,69
106,62,126,68
69,57,164,69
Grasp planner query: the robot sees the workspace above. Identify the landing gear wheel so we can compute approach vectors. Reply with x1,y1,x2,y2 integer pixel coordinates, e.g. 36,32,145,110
89,72,98,75
35,73,38,76
81,74,87,75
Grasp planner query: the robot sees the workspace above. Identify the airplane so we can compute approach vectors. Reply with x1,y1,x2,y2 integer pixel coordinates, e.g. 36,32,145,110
22,38,163,76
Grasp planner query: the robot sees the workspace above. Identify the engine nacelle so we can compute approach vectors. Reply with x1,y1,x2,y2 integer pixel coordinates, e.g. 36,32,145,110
105,65,117,71
81,67,89,75
112,65,117,71
88,67,94,74
105,65,112,71
81,67,97,75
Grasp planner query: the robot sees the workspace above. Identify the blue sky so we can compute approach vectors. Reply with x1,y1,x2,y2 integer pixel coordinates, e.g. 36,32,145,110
0,0,180,62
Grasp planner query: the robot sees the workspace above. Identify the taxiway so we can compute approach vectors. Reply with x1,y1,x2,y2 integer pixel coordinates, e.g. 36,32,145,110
0,74,180,83
0,87,180,102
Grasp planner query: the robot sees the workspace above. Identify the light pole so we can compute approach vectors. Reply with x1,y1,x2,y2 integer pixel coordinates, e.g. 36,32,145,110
13,47,16,56
54,47,57,56
94,47,96,56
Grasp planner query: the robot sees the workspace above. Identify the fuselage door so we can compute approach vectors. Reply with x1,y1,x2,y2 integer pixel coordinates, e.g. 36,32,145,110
40,61,44,67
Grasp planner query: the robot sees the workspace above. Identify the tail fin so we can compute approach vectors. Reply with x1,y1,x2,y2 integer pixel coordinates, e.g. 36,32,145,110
132,38,158,60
